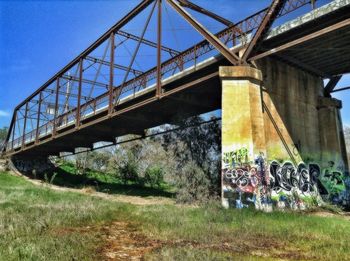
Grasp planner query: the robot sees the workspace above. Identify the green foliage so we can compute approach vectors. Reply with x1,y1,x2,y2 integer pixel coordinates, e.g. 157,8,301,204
117,155,139,184
162,115,221,199
43,172,57,184
144,166,164,188
0,127,8,152
46,162,174,198
0,126,8,142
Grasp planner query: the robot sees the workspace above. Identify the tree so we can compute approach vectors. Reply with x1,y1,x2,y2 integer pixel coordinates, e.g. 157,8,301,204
345,126,350,166
162,115,221,200
0,127,8,144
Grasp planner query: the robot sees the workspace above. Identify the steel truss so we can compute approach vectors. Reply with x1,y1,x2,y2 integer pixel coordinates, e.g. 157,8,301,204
3,0,322,156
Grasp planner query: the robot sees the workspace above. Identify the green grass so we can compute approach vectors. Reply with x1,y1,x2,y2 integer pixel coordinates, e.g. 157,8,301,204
1,171,350,260
36,162,174,198
0,171,135,261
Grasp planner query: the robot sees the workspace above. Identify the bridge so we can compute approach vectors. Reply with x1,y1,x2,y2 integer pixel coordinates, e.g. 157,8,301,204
2,0,350,209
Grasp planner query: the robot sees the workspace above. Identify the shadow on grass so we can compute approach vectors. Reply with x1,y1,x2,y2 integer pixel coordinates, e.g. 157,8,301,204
26,166,174,198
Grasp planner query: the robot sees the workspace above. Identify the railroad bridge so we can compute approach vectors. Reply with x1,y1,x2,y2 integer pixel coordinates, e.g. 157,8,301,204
2,0,350,209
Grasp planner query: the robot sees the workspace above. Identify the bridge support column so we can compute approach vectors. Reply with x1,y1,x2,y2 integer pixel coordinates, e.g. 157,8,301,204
220,66,271,210
318,97,349,174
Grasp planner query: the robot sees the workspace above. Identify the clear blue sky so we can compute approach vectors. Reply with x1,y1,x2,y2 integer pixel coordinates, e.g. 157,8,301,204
0,0,349,129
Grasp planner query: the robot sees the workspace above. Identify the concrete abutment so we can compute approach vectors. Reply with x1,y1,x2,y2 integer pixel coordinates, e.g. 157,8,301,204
220,58,350,210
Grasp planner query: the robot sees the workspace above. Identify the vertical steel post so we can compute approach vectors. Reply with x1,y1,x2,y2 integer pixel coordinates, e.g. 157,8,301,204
22,103,29,148
35,92,42,143
53,78,60,136
11,111,17,150
156,0,162,98
109,33,115,115
76,59,83,128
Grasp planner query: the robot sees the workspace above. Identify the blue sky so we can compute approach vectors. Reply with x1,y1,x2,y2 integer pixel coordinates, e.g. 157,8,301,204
0,0,349,129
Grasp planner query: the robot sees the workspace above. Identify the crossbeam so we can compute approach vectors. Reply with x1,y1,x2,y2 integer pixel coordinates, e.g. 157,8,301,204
42,88,92,101
116,30,180,56
61,75,109,89
85,56,143,75
331,86,350,93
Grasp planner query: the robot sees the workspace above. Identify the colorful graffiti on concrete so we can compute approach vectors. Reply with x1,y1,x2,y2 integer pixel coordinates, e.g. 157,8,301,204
222,148,272,211
222,148,350,210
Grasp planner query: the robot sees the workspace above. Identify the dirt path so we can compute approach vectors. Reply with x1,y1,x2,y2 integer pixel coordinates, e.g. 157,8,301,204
8,170,174,206
99,222,162,260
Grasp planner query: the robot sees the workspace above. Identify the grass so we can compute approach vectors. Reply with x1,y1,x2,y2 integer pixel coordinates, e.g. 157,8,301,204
1,171,350,260
34,162,174,198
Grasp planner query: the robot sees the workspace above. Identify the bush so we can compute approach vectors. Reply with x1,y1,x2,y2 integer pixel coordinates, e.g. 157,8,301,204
175,161,211,204
118,159,139,184
144,166,164,188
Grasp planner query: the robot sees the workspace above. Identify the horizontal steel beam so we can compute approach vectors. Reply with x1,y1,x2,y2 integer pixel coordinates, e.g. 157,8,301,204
116,30,180,56
61,75,109,89
331,86,350,93
249,18,350,61
42,88,91,101
85,56,143,75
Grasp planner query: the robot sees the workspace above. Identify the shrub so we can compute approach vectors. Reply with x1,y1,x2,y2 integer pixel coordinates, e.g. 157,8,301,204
144,166,164,188
118,159,139,184
175,161,211,204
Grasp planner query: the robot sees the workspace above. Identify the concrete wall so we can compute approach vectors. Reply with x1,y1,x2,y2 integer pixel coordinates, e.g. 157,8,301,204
257,58,324,163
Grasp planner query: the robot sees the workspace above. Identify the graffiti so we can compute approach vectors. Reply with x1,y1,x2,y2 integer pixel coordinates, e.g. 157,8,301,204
222,149,349,210
224,166,258,194
223,147,248,167
222,149,271,210
269,161,319,194
318,161,347,204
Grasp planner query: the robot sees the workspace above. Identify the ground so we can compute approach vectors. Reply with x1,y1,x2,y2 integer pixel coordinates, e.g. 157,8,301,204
1,170,350,261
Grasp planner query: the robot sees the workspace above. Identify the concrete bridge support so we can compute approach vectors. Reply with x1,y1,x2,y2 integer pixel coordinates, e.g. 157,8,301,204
220,58,350,210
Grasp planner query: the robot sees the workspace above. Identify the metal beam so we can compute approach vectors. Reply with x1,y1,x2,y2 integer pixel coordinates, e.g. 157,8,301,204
21,103,29,148
325,76,342,96
76,59,83,128
42,88,91,101
242,0,287,62
166,0,240,65
109,32,115,114
117,0,157,102
249,18,350,61
178,0,232,27
35,92,42,143
85,56,143,75
61,75,109,89
157,0,162,97
331,86,350,93
116,30,180,56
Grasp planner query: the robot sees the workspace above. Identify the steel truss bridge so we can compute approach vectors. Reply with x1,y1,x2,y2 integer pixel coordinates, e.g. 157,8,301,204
2,0,350,158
